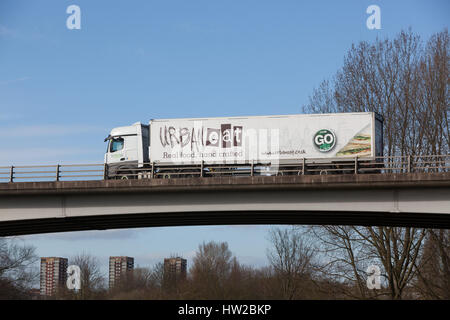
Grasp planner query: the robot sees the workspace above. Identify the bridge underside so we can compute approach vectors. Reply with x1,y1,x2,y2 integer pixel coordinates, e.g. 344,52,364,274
0,173,449,236
1,210,449,236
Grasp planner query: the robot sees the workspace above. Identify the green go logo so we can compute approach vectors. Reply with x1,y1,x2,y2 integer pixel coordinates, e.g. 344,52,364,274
314,129,336,152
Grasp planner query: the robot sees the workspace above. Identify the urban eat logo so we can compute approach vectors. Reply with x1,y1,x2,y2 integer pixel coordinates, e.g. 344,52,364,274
159,124,243,149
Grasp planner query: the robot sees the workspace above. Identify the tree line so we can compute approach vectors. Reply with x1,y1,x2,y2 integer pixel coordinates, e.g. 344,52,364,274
0,225,448,300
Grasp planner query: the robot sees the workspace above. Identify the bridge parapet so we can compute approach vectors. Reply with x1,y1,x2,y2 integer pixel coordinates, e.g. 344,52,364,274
0,172,449,195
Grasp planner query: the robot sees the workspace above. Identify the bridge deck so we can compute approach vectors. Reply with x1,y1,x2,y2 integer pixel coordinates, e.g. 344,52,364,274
1,173,449,236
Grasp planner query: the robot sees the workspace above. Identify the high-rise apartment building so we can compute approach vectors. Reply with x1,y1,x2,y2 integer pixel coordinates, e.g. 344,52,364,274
109,256,134,288
40,257,68,296
164,257,187,281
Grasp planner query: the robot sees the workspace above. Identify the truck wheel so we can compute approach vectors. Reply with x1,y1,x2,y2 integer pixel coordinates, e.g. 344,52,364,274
116,171,133,180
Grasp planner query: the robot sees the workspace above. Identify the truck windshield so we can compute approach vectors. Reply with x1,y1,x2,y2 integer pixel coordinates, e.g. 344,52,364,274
109,137,124,153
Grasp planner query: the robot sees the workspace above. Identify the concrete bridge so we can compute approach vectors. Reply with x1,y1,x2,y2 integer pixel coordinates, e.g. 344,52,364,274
0,172,449,236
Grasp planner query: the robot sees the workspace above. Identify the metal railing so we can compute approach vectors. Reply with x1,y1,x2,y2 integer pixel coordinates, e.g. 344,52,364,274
0,154,448,183
0,164,105,183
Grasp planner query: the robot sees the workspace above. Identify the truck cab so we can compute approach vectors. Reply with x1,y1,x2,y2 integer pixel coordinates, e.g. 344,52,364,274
104,122,149,178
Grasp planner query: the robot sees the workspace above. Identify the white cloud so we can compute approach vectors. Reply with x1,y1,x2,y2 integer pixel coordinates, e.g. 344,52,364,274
0,25,44,40
0,76,30,85
0,25,15,37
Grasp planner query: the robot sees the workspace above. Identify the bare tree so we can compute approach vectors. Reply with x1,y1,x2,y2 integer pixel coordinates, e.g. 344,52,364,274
190,241,233,299
0,238,38,299
107,262,168,300
266,227,314,299
365,227,426,299
132,267,153,290
67,253,106,299
302,28,448,299
304,28,449,157
308,226,373,299
418,31,450,156
414,229,450,299
150,262,165,290
309,226,426,299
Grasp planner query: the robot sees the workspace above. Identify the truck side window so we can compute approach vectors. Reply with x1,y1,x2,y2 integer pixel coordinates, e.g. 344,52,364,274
110,137,124,153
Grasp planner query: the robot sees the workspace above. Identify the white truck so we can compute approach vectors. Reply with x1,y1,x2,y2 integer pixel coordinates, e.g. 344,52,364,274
104,112,383,178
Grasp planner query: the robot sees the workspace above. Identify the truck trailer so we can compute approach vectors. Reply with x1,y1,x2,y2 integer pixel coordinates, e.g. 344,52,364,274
104,112,383,179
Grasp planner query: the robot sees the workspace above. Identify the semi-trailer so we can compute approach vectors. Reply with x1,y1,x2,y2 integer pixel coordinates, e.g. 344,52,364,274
104,112,383,178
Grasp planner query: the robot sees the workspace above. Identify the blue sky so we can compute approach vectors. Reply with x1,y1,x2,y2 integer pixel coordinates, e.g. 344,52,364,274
1,0,448,281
